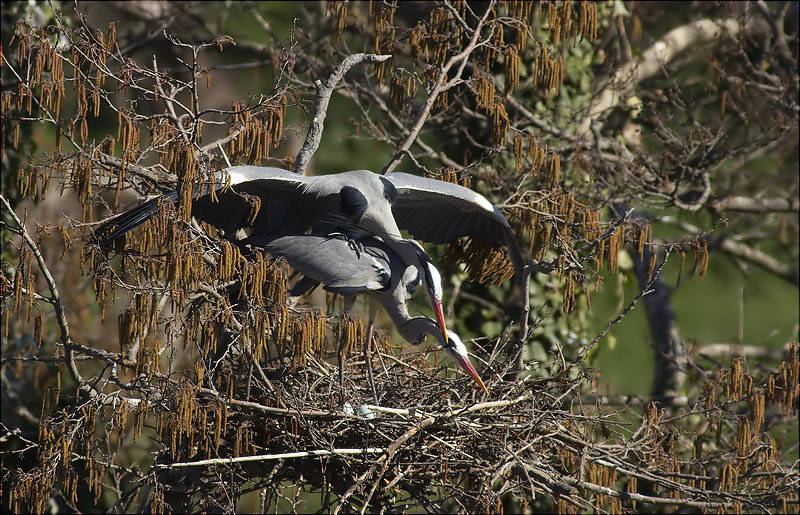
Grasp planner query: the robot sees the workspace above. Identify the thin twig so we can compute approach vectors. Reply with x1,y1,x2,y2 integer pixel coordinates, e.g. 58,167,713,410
382,0,496,174
337,417,436,515
0,194,82,385
578,247,673,361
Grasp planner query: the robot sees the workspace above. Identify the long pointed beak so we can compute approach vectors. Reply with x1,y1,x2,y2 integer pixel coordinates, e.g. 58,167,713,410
456,355,488,393
432,300,448,343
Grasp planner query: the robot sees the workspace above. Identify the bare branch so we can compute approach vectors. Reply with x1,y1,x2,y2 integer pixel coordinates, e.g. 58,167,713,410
382,0,496,174
0,194,82,385
717,237,799,286
579,247,673,361
154,448,386,469
698,342,791,361
294,53,391,174
712,195,800,213
581,16,767,135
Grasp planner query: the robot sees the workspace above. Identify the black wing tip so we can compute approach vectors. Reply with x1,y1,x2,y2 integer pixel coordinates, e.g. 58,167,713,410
493,206,513,228
91,191,178,246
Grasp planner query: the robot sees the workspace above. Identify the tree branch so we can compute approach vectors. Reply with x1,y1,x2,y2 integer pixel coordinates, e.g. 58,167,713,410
153,448,386,469
0,194,82,386
697,342,791,361
294,53,391,174
716,237,799,286
581,16,766,135
579,247,673,361
711,195,799,213
336,416,436,515
382,0,496,174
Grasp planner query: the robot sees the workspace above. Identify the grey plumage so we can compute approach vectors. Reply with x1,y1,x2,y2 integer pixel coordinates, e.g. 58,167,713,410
92,166,521,394
262,233,487,393
93,167,399,244
94,166,452,351
94,166,523,286
384,172,525,285
267,234,405,296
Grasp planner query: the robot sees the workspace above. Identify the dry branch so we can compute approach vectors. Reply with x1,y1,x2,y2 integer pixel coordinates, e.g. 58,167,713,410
581,16,767,135
712,195,800,213
154,448,386,469
382,0,495,174
294,53,391,174
0,194,80,385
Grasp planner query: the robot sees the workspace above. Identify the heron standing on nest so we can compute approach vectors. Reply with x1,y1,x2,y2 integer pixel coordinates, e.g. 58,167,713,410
262,232,488,404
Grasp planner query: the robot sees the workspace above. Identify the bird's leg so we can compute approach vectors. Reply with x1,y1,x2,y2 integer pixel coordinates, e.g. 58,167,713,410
365,298,380,406
337,334,345,405
339,296,357,405
326,232,365,258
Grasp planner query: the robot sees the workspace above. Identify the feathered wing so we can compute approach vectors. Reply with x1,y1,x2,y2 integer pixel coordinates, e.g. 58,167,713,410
93,167,314,245
92,190,180,244
262,235,397,294
384,172,525,284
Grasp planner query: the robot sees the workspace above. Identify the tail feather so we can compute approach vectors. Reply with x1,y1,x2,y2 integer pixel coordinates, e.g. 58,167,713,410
93,190,179,245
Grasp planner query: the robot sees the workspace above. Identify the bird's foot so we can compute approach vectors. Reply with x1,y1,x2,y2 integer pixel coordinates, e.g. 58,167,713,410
327,232,365,258
347,238,366,258
327,232,349,241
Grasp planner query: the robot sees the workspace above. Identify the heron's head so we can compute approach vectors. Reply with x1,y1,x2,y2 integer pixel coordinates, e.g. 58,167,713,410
439,331,488,393
338,172,403,239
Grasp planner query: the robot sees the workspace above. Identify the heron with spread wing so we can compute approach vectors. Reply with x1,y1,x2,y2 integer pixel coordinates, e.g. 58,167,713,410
93,167,522,396
94,168,452,341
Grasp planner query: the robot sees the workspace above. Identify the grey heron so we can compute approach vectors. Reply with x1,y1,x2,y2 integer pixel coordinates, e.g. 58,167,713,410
93,167,525,343
261,232,488,402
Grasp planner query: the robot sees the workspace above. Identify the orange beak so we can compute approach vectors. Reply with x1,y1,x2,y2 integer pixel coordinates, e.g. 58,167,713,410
432,300,449,344
455,355,488,393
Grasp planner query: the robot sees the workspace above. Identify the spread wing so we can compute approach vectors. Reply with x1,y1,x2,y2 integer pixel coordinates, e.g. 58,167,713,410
193,166,316,239
93,166,314,245
384,172,524,283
